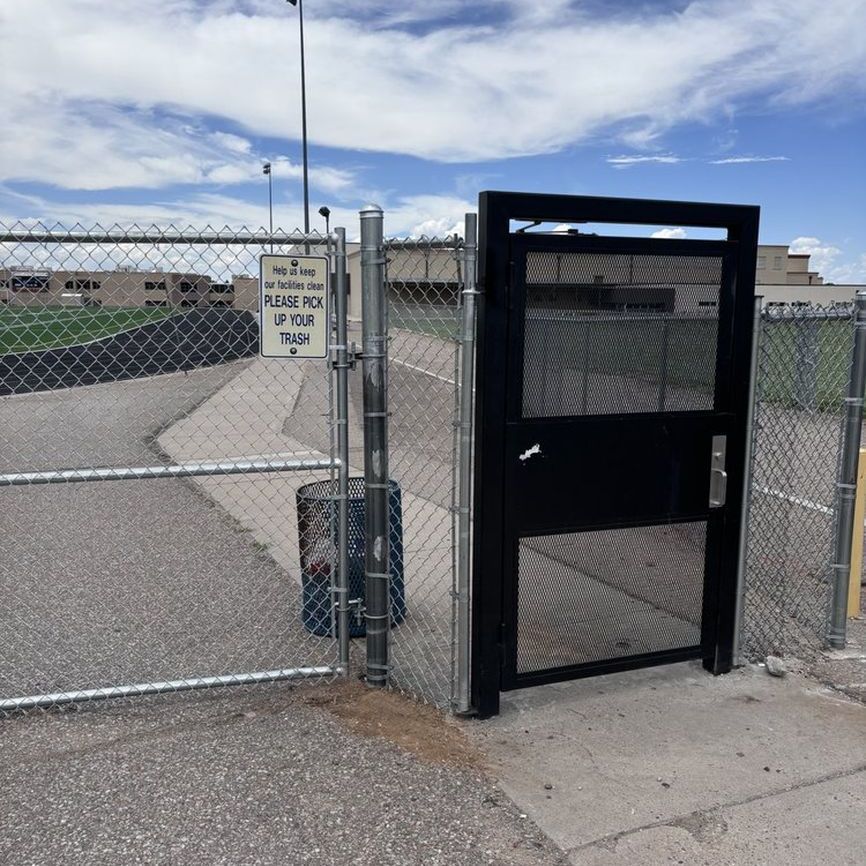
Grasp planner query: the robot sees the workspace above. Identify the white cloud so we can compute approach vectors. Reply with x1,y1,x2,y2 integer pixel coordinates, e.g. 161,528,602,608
788,236,866,284
211,132,253,155
651,227,687,239
0,0,864,169
607,155,683,169
710,155,790,164
0,187,475,242
790,235,841,277
0,96,355,194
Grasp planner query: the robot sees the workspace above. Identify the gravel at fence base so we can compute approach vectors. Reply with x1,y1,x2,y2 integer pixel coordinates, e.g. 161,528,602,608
0,685,567,866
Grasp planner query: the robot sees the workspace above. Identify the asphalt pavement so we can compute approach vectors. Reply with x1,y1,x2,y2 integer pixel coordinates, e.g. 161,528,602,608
0,362,337,701
0,683,566,866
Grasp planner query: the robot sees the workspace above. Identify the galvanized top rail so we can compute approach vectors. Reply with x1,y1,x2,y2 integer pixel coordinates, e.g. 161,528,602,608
762,304,854,322
384,236,463,251
0,228,337,246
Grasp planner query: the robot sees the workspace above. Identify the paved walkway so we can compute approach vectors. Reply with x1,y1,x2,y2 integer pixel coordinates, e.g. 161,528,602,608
470,661,866,865
157,329,457,704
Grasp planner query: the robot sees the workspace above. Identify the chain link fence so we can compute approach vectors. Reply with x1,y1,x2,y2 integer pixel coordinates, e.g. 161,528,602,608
0,222,346,711
2,215,858,712
742,302,856,661
382,234,467,708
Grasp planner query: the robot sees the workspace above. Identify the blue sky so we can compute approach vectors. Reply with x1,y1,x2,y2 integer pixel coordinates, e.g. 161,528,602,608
1,0,864,281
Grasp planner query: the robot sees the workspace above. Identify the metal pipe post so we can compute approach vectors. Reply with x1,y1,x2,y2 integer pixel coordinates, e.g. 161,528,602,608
297,0,310,235
827,291,866,647
455,213,478,713
333,227,351,674
732,295,764,665
267,166,274,253
360,204,390,686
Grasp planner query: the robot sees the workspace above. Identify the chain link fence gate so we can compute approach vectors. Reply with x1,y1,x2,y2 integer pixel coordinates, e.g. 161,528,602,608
0,223,351,712
742,301,858,661
376,219,475,709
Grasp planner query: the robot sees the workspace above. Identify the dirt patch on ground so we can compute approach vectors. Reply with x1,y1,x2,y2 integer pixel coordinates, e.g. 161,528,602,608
300,680,484,770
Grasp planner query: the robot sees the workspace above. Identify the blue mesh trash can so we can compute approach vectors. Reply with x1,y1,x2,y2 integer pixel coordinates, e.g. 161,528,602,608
296,477,406,637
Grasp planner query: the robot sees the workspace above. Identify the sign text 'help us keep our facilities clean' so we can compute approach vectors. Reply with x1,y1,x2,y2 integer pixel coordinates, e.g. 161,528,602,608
259,254,330,359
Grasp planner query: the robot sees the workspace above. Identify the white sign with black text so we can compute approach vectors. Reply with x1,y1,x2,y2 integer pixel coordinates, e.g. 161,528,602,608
259,254,330,359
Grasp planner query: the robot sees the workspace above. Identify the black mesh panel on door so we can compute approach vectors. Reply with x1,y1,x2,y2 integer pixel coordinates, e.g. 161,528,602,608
516,523,706,675
522,251,722,417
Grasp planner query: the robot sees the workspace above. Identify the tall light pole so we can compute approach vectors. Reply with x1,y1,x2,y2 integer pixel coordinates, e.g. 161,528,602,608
287,0,310,235
262,161,273,251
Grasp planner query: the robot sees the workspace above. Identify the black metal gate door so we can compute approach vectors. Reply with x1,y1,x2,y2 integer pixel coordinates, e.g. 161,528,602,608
472,192,759,716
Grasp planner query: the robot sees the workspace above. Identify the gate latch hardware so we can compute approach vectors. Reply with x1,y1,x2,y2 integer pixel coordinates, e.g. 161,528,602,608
709,434,728,508
329,342,361,370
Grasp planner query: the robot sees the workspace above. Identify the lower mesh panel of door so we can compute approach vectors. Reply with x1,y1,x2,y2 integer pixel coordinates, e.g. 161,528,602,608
516,522,706,675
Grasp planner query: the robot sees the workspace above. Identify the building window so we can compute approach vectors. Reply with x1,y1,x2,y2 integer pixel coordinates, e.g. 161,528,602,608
179,281,195,293
180,299,196,307
145,299,168,307
145,281,166,291
698,300,718,308
756,256,766,269
773,256,783,269
210,283,233,294
11,274,49,292
209,299,233,308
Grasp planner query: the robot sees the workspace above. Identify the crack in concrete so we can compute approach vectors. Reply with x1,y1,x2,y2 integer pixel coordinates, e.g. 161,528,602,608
567,760,866,855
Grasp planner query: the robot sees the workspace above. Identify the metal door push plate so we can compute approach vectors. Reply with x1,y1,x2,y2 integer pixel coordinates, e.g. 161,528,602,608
709,434,728,507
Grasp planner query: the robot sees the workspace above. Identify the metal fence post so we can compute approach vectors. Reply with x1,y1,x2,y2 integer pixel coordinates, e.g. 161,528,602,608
360,204,390,685
333,227,351,674
454,213,478,713
732,295,763,665
827,290,866,647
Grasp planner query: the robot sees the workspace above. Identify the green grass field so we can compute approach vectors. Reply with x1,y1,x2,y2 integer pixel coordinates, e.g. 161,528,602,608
0,306,177,354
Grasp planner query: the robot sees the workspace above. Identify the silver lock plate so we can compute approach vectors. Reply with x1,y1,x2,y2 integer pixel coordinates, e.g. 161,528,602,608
709,434,728,508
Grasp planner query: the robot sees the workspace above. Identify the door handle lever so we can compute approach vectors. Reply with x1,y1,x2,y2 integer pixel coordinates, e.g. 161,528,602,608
709,434,727,508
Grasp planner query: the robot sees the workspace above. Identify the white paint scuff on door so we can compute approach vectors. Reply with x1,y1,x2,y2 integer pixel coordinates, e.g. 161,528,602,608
519,443,542,462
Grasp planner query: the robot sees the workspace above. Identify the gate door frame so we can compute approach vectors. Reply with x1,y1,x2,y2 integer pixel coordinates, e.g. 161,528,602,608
472,191,759,717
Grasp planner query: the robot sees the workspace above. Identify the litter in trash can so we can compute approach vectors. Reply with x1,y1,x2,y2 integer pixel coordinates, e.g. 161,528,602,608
296,477,406,637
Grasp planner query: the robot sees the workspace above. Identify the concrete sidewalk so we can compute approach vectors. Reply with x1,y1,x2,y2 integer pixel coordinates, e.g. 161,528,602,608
471,661,866,865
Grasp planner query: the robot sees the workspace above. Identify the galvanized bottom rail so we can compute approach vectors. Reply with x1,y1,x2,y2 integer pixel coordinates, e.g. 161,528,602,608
0,666,339,712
